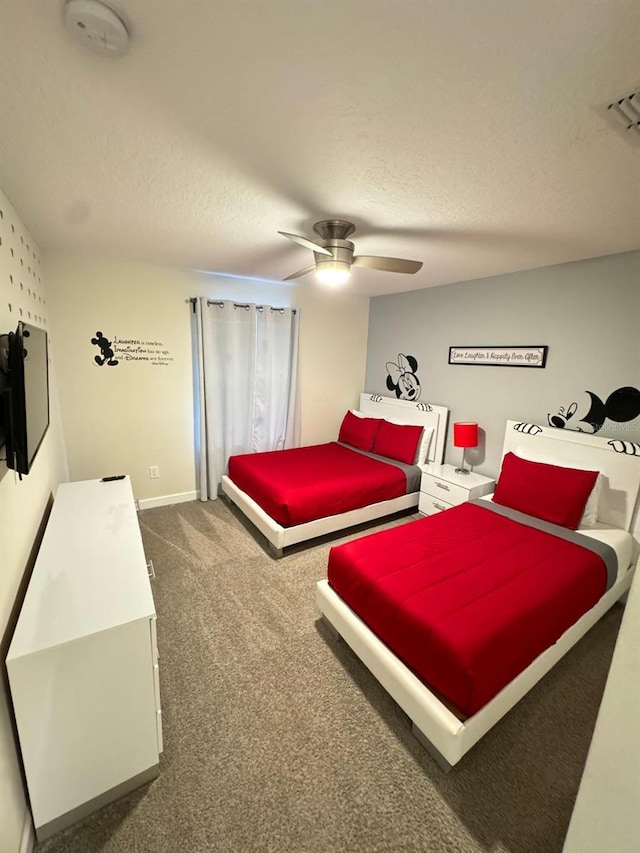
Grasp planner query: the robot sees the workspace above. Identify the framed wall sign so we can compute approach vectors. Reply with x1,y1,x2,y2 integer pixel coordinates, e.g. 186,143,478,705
448,346,548,368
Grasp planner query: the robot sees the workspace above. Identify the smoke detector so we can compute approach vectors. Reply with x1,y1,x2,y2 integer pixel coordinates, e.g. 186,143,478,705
63,0,129,56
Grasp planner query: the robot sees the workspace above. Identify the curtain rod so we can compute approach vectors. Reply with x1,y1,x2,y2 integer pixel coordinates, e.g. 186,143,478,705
187,298,296,315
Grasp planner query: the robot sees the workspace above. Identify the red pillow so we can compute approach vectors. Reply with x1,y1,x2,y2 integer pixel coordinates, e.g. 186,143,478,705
493,452,599,530
338,411,382,452
372,420,424,465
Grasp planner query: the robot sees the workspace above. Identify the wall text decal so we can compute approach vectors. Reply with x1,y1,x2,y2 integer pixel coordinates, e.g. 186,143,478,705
449,346,548,368
90,331,174,367
112,337,174,366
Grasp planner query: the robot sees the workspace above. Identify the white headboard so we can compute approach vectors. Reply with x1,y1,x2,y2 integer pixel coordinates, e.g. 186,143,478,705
359,393,449,465
501,421,640,538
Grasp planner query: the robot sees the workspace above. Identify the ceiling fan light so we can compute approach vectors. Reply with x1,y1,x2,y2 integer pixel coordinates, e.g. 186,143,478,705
315,260,351,286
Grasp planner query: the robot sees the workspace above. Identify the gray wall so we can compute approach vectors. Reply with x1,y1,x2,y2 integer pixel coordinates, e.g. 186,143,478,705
365,251,640,477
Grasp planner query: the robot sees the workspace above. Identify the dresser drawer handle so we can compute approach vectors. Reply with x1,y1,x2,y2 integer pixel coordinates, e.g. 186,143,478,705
433,502,447,511
435,481,450,491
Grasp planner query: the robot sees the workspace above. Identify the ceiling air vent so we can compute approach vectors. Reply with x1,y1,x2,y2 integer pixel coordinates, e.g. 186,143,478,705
605,90,640,144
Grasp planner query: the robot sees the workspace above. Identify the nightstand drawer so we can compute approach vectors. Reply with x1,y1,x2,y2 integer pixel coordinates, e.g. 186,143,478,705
419,493,454,515
420,473,470,506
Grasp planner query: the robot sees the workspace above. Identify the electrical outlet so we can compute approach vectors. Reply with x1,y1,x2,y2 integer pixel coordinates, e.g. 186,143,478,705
149,466,159,479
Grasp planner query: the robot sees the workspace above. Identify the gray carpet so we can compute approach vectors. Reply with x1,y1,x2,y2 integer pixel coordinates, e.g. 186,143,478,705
36,499,623,853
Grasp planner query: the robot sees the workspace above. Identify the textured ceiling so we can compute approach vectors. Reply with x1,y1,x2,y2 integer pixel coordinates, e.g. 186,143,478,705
0,0,638,296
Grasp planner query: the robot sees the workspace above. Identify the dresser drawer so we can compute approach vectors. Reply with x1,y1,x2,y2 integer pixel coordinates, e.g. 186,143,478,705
421,472,470,506
419,493,454,515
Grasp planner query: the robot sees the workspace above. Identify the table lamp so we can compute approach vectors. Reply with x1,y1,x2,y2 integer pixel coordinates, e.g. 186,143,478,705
453,422,478,475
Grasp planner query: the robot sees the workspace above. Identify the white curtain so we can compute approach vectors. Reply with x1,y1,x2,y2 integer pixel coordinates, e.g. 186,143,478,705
194,298,300,500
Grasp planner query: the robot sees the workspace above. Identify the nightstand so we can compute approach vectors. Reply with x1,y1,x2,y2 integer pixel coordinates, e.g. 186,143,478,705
419,463,495,515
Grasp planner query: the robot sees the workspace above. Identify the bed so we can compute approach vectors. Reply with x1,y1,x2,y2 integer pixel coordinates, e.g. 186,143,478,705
316,420,640,769
220,394,449,556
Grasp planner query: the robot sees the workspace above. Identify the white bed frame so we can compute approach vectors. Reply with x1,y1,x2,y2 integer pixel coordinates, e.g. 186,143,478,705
221,393,449,557
316,420,640,770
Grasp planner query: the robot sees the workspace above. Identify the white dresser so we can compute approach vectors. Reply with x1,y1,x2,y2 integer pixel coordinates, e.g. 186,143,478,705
6,477,162,842
419,463,495,515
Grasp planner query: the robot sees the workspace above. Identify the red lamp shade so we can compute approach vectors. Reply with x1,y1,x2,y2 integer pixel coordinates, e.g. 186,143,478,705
453,422,478,449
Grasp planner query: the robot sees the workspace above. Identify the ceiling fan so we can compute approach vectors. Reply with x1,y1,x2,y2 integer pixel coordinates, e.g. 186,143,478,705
278,220,423,285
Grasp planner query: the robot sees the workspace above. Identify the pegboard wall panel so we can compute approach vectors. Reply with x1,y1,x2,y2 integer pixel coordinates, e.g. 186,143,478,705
0,187,46,336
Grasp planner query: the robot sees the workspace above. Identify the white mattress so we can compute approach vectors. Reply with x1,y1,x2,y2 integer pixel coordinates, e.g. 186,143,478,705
477,495,633,582
578,523,633,582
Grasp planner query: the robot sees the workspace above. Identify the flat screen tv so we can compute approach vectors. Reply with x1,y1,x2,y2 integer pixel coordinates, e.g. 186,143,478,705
0,321,50,477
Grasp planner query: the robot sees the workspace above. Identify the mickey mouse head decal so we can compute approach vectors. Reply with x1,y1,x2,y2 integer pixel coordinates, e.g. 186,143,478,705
386,353,421,401
91,331,119,367
548,386,640,434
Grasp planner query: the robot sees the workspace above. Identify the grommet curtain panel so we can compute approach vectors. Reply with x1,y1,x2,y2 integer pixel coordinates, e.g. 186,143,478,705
193,298,300,500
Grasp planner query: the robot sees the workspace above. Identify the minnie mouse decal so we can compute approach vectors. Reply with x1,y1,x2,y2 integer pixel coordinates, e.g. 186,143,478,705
386,353,421,401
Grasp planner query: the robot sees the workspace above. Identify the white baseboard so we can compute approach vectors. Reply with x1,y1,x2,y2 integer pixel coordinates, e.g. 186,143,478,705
137,490,198,510
19,810,34,853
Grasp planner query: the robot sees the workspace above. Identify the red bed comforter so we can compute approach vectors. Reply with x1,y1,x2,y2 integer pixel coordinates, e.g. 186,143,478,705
327,502,608,716
227,442,408,527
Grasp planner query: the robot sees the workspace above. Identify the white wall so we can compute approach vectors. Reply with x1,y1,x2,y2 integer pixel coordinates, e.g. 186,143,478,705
0,189,68,853
44,253,370,503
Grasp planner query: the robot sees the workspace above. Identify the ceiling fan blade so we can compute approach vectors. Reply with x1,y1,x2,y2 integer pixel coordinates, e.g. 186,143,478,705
352,255,423,274
278,231,333,256
282,264,316,282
